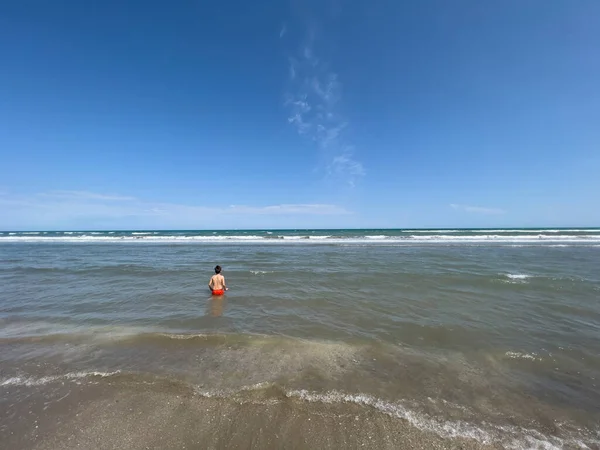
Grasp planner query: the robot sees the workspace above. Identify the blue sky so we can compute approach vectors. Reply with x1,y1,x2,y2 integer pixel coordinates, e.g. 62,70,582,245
1,0,599,230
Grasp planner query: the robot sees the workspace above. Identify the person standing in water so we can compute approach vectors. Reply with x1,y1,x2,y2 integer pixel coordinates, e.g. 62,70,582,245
208,265,228,295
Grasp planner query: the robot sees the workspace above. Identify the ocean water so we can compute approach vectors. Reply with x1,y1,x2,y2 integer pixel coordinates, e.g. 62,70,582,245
1,229,599,449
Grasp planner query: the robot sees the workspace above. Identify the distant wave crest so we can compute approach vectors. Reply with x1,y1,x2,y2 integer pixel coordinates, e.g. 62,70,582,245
1,229,600,245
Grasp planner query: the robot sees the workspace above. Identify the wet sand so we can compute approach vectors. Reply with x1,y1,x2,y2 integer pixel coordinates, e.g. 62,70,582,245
7,384,496,450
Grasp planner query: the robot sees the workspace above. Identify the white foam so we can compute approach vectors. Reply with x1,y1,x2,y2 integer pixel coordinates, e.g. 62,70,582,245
505,274,531,280
2,232,600,244
284,389,593,449
405,229,597,234
158,333,209,340
0,370,121,387
404,230,462,233
250,270,272,275
285,389,490,442
505,351,542,361
409,234,600,241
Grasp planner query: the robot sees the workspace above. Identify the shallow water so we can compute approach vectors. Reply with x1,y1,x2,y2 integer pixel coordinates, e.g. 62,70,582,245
1,230,600,449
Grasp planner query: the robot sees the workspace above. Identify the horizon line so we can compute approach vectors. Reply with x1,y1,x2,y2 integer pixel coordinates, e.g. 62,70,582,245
2,226,599,233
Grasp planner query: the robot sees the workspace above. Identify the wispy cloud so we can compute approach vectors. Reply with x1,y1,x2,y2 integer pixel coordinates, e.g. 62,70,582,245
0,190,350,228
227,204,349,215
284,28,364,186
279,23,287,38
450,204,506,215
39,190,136,201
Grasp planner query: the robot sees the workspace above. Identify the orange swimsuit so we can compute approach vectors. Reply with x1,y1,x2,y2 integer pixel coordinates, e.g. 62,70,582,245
211,289,225,296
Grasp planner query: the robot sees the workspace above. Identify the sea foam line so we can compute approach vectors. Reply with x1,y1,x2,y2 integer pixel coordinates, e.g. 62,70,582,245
505,274,531,280
287,389,493,443
0,371,121,387
284,389,597,449
2,234,600,244
505,351,542,361
192,383,599,449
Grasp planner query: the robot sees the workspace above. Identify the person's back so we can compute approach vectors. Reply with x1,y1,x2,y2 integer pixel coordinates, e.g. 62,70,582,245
209,274,225,290
208,265,228,295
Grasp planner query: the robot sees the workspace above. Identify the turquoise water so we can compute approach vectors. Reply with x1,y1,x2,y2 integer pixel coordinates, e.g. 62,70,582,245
1,229,599,448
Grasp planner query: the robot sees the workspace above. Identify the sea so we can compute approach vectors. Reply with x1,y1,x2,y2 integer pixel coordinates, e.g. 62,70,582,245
1,229,599,449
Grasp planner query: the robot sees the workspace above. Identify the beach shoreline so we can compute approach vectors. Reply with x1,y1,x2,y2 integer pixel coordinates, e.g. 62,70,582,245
5,381,498,450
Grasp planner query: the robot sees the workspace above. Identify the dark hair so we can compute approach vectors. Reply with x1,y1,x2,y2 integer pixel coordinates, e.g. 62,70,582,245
214,265,222,274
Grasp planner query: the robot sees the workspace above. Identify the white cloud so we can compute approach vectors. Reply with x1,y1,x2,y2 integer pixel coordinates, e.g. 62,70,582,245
284,29,364,186
279,24,287,38
39,190,137,201
227,204,349,215
450,204,506,215
288,57,297,80
329,155,365,187
0,190,351,228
